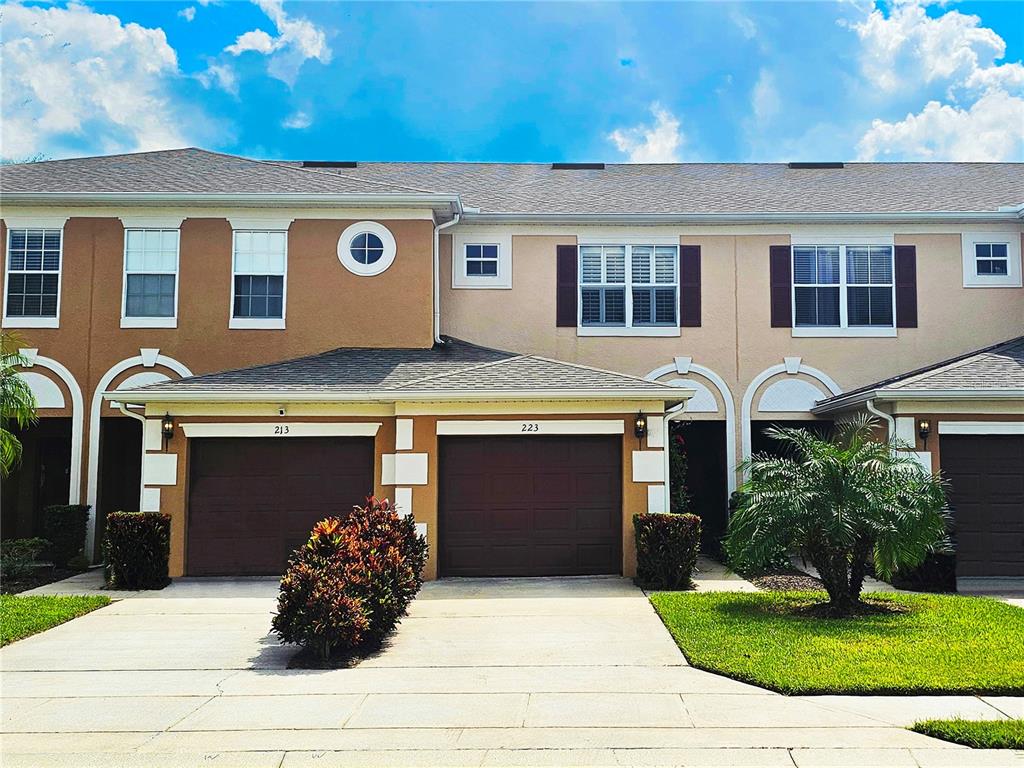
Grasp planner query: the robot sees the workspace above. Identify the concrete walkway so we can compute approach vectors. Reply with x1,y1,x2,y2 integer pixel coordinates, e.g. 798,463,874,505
2,576,1021,767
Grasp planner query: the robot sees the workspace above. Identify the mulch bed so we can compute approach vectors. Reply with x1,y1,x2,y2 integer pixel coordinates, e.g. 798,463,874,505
751,572,825,591
1,566,80,595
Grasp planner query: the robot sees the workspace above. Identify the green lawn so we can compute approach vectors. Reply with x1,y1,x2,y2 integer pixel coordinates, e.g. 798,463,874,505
912,718,1024,749
649,591,1024,695
0,595,111,646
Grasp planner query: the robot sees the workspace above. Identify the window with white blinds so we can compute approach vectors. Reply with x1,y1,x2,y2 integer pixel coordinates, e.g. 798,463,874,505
793,244,893,329
579,243,678,328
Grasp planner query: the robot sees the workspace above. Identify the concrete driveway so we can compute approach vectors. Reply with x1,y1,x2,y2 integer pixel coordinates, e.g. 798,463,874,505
1,576,1020,767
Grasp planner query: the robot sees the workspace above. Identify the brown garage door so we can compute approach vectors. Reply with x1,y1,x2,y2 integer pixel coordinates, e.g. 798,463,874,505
942,435,1024,578
439,436,622,577
187,437,374,576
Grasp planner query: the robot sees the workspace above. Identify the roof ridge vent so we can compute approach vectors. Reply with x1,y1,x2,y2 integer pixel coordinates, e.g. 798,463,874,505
551,162,605,170
788,162,844,169
301,161,358,168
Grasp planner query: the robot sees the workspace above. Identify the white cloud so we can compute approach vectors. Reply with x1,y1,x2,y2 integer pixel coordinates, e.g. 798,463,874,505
282,109,311,129
178,7,196,22
196,62,239,96
857,89,1024,161
851,1,1023,161
751,69,780,123
608,103,685,163
730,9,757,40
224,0,331,86
0,1,197,159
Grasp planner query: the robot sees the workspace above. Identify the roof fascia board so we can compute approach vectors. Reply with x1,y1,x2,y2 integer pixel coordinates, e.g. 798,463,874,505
0,192,463,211
813,388,1024,413
104,387,691,404
461,211,1023,225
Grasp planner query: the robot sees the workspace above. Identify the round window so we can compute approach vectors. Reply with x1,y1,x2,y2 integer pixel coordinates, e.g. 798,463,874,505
337,222,397,276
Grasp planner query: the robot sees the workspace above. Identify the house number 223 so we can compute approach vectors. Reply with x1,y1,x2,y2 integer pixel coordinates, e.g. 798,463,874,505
521,423,539,432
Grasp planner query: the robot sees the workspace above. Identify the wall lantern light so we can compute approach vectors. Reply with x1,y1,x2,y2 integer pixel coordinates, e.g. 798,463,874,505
917,418,931,448
634,412,648,440
161,412,175,442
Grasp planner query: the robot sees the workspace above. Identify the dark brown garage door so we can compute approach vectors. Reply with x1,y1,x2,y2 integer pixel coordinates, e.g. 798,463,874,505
942,435,1024,578
439,436,622,577
187,437,374,576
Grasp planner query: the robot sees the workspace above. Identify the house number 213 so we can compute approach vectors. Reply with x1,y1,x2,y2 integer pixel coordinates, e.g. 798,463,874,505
521,423,539,432
273,425,290,435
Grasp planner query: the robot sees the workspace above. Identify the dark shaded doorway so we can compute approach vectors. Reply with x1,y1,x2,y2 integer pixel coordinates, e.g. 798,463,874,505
95,416,143,557
750,419,833,459
671,420,729,554
1,418,72,539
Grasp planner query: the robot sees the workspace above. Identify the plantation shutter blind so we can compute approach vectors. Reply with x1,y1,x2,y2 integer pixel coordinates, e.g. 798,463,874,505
679,245,701,327
769,245,792,327
556,244,578,327
894,245,918,328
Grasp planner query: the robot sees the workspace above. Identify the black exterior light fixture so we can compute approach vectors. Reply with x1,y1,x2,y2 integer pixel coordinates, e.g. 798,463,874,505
161,412,175,445
634,411,648,440
917,418,932,448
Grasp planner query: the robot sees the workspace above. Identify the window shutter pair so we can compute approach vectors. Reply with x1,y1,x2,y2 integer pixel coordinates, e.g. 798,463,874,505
555,244,702,327
768,244,918,328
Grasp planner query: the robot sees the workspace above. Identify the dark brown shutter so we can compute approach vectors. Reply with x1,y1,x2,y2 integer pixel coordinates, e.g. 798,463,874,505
679,245,701,327
556,244,578,327
895,245,917,328
769,245,792,327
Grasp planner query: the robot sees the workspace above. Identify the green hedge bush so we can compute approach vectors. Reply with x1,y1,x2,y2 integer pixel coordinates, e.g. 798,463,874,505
634,513,701,590
273,497,429,662
0,538,50,581
43,504,90,568
103,512,171,590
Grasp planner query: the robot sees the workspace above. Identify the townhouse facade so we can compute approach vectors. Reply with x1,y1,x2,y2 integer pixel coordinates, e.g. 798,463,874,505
2,150,1022,582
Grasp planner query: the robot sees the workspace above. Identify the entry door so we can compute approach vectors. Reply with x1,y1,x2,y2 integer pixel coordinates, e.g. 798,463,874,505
439,435,622,577
187,437,374,576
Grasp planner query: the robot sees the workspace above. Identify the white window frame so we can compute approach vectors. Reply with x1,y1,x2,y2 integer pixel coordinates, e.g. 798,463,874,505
790,236,897,338
961,232,1022,288
337,221,397,277
229,229,288,330
452,229,512,289
2,224,65,329
120,228,180,329
577,236,680,337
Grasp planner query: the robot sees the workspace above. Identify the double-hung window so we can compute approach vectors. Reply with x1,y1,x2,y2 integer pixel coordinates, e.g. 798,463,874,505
231,230,287,329
4,228,62,327
122,229,179,327
792,243,894,335
579,241,678,335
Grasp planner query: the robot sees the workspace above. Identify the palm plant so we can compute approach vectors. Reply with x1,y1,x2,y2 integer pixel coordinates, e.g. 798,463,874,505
724,417,949,616
1,331,38,477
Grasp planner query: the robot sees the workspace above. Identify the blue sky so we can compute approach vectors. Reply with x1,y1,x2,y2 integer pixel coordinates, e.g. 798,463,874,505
2,0,1022,163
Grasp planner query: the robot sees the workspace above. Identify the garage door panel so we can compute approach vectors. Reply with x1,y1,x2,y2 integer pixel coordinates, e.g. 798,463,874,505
941,434,1024,578
440,436,622,577
187,437,374,576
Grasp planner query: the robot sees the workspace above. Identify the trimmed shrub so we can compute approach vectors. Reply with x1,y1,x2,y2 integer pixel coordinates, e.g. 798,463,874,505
634,513,701,590
43,504,90,568
273,497,429,662
0,538,50,581
104,512,171,590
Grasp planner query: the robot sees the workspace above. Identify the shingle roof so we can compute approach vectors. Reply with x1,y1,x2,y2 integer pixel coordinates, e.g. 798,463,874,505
115,338,684,401
815,336,1024,411
0,148,436,196
3,149,1022,215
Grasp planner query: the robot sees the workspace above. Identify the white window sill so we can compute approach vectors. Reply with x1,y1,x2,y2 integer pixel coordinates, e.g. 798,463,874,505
451,277,512,289
577,326,681,338
792,326,897,338
229,317,286,330
962,277,1022,288
2,316,59,329
121,317,177,329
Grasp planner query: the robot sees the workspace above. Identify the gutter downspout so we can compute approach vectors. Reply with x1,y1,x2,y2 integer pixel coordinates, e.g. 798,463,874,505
117,402,147,512
865,398,896,443
433,213,461,344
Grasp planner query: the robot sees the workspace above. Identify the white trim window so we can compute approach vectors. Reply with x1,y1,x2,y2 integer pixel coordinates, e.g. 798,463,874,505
465,244,499,277
3,228,63,328
578,242,678,336
230,230,287,329
962,232,1022,288
451,229,512,289
792,244,895,336
337,221,397,277
122,229,179,328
